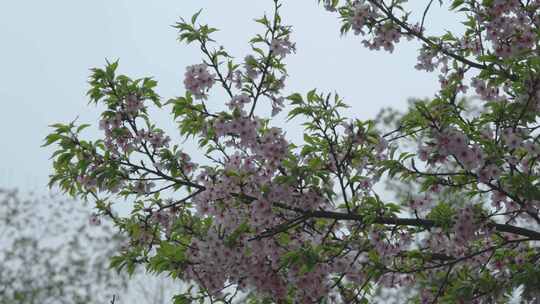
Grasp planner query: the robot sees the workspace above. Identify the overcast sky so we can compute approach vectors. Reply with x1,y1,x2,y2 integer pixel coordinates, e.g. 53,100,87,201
0,1,459,192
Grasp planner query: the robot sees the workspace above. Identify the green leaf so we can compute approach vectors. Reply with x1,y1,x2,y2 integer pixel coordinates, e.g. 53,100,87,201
307,89,317,103
191,9,203,24
450,0,465,10
287,93,303,105
76,124,91,133
42,133,62,147
173,295,191,304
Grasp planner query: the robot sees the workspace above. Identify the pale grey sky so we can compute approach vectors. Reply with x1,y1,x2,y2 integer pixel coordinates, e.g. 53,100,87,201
0,1,457,191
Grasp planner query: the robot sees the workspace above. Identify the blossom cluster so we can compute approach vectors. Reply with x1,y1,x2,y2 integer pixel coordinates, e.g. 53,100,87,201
184,64,215,99
270,37,296,57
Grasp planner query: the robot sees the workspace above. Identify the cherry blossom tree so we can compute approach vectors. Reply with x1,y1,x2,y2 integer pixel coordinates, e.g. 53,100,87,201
45,0,540,302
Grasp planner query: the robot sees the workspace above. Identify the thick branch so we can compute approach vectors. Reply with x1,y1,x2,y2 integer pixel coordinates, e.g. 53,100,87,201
272,202,540,240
